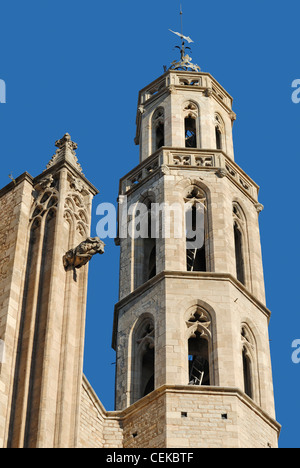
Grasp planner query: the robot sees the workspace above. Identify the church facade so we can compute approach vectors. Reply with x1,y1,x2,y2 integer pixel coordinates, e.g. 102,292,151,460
0,57,281,447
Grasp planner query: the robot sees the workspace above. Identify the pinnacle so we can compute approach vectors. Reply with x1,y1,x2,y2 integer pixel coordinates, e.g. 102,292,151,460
46,133,83,174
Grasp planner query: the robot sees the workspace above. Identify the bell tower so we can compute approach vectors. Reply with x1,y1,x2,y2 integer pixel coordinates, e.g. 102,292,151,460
112,27,280,448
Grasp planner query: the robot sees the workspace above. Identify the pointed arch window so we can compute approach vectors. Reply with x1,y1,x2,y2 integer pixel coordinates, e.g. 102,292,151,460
215,114,224,150
233,203,246,286
134,198,157,289
183,102,199,149
131,316,155,404
186,308,212,386
185,186,207,272
152,108,165,152
241,325,257,400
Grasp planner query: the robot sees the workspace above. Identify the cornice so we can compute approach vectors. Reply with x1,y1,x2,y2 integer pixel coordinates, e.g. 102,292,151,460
112,271,271,350
0,172,34,199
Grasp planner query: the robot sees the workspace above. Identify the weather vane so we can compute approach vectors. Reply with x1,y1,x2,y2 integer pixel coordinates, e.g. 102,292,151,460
168,6,201,72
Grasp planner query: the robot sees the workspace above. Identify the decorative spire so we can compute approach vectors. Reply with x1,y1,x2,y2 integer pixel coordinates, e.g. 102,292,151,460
46,133,83,174
169,7,201,73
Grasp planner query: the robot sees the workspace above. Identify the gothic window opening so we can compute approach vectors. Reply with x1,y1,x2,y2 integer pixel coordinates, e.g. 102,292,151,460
241,325,257,401
141,346,155,397
144,202,156,282
148,244,156,280
233,204,246,286
183,102,199,149
155,122,165,150
186,309,211,386
185,187,207,272
242,347,252,399
152,108,165,152
131,318,155,403
134,199,157,289
234,222,245,285
188,333,210,385
215,114,224,150
215,126,222,149
185,117,197,148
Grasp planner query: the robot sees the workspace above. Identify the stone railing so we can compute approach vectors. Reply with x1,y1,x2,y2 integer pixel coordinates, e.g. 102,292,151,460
120,148,259,201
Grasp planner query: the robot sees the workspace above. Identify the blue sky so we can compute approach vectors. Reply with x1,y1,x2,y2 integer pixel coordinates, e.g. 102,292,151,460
0,0,299,448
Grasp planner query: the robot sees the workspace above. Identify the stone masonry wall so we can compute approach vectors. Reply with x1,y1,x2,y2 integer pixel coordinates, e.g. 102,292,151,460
78,382,280,448
79,376,123,448
0,175,33,448
164,387,279,448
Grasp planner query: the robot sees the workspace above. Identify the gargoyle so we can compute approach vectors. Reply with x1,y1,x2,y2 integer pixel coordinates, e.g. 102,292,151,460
63,237,105,270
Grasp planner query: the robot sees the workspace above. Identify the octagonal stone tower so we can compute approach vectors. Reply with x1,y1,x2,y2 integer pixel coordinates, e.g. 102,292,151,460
112,56,280,447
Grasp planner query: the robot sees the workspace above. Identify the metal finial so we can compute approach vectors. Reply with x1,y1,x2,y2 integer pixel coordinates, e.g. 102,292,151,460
168,7,201,73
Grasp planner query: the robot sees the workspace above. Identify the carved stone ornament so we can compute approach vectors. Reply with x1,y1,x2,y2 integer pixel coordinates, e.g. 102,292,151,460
55,133,78,152
161,164,171,176
204,87,213,98
63,237,105,270
255,203,264,213
229,111,237,121
70,177,84,193
46,133,84,174
216,168,228,178
169,54,201,73
34,174,54,192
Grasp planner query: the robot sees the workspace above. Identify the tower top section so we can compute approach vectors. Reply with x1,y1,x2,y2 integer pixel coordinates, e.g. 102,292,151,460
168,8,201,73
134,69,235,162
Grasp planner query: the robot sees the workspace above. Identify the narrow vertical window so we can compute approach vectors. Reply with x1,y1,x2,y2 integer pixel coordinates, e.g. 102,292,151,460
215,126,222,149
233,204,246,286
155,122,164,150
242,347,252,399
148,244,156,280
141,346,155,397
215,114,224,150
241,325,257,401
183,102,199,149
188,334,210,385
185,117,197,148
185,187,206,272
152,108,165,152
134,198,156,289
131,317,155,403
144,202,156,281
187,308,212,386
234,222,245,285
